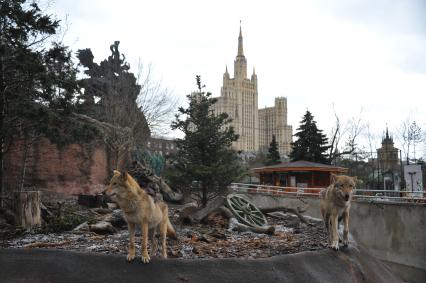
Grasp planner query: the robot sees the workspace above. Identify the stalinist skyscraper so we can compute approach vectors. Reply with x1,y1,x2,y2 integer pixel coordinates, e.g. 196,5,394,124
213,25,259,152
213,25,292,156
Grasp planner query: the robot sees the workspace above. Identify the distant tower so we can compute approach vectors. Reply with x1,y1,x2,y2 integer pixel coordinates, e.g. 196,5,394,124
377,127,399,171
212,24,292,155
213,23,259,152
377,127,400,190
234,25,247,79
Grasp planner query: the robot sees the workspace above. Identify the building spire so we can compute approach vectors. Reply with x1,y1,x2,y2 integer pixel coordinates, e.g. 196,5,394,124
238,21,244,57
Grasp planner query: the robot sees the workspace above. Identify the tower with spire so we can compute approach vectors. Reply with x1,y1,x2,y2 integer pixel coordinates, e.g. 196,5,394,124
376,126,401,190
234,25,247,79
213,24,292,155
214,23,259,152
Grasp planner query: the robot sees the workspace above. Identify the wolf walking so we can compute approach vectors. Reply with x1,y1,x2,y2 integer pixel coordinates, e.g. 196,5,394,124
320,174,356,251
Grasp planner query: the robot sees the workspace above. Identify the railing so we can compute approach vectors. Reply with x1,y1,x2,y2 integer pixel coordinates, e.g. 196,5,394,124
230,183,426,203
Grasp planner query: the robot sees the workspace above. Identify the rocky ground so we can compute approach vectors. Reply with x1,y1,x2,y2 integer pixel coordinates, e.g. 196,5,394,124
0,202,328,259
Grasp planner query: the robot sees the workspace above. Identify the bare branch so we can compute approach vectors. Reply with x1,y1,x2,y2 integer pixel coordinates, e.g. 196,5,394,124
397,117,422,164
136,61,179,136
328,106,365,163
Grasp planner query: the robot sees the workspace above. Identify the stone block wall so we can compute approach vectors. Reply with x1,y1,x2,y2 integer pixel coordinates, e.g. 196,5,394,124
4,138,110,196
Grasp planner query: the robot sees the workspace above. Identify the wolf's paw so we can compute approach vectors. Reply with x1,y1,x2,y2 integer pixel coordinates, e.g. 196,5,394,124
331,242,339,251
126,253,135,262
141,254,151,264
162,252,168,259
343,239,349,247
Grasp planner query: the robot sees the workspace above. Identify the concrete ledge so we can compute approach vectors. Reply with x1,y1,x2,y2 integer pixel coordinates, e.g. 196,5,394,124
0,246,399,283
242,192,426,273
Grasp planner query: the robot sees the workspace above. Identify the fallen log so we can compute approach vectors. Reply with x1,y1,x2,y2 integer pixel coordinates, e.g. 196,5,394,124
89,221,117,234
187,197,225,224
101,210,127,228
259,206,310,224
228,218,275,235
24,240,71,249
179,202,198,223
40,202,53,222
216,206,234,219
127,161,183,202
73,222,90,232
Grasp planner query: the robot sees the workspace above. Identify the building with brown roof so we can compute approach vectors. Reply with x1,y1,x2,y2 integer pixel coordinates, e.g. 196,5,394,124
252,160,348,189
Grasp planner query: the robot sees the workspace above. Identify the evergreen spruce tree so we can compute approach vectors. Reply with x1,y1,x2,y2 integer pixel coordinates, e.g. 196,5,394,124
290,110,330,164
169,76,243,207
265,135,281,165
0,0,95,198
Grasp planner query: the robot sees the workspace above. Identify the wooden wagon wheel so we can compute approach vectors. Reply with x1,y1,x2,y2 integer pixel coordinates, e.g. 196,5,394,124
226,194,267,227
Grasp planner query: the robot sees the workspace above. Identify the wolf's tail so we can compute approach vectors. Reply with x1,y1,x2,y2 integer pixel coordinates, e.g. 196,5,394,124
166,218,177,240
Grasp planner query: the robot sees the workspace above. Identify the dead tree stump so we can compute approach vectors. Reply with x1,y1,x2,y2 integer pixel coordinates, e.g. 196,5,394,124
13,191,42,229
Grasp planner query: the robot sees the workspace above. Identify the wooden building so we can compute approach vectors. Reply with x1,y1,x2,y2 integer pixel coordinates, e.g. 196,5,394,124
252,160,348,189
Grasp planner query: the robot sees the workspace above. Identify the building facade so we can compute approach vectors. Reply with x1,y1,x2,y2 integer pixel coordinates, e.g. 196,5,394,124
258,97,292,156
213,26,292,156
147,137,177,156
376,128,401,190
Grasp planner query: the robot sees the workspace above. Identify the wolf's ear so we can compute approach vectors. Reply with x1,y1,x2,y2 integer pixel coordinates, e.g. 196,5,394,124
330,173,337,184
120,171,128,182
352,176,358,182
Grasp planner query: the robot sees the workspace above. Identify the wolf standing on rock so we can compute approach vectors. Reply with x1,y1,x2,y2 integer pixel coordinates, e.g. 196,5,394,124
103,170,177,263
320,174,357,251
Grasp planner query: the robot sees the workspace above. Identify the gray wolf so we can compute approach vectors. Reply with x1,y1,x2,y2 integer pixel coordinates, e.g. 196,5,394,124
320,174,356,251
104,170,176,263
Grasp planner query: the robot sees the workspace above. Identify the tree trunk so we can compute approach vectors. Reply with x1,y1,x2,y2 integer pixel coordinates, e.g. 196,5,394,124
0,147,3,208
13,191,42,229
228,218,275,235
202,186,207,207
0,26,6,209
19,138,29,191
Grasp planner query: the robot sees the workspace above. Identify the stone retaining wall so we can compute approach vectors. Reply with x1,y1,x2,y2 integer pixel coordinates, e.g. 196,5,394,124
238,191,426,283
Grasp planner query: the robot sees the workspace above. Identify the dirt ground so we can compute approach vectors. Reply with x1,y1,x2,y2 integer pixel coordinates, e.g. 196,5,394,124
0,202,328,259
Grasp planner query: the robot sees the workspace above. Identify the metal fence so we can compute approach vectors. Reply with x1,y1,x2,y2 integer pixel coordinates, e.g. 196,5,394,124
230,183,426,203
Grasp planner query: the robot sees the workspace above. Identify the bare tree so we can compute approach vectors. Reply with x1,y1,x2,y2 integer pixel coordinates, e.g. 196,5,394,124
136,61,179,136
410,122,423,161
328,106,365,163
364,122,381,158
398,119,423,164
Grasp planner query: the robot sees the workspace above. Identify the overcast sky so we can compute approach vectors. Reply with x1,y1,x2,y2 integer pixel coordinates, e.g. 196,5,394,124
49,0,426,158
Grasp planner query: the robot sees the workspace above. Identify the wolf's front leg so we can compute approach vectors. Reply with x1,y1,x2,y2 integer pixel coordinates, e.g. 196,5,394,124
149,228,158,256
330,215,339,251
323,213,331,245
141,221,151,263
160,221,167,259
127,222,136,261
342,209,350,246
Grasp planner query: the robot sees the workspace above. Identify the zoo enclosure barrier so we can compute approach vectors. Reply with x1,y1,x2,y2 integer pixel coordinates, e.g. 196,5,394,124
230,183,426,203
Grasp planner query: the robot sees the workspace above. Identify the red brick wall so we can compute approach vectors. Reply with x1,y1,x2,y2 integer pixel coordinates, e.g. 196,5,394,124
4,138,110,196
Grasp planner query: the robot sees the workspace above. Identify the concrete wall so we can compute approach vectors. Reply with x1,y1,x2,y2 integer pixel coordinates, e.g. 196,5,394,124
238,192,426,282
